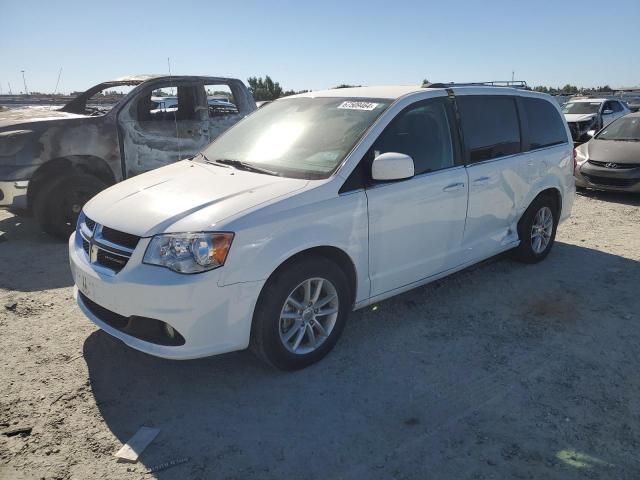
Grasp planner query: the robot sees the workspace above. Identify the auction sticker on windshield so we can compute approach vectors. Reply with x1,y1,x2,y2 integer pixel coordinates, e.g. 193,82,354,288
338,101,380,111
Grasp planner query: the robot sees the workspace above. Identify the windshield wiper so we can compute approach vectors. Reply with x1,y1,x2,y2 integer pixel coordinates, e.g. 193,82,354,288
194,152,234,169
213,158,280,176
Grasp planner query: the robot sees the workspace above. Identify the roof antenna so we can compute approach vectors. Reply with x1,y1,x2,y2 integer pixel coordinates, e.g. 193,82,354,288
167,57,182,162
49,68,63,110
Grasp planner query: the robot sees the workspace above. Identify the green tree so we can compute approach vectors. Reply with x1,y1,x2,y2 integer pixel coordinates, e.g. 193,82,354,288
247,75,284,101
333,84,361,89
561,84,580,94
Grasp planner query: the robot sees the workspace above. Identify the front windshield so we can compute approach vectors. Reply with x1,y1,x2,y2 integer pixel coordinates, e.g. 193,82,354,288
562,102,601,115
596,116,640,141
199,97,391,179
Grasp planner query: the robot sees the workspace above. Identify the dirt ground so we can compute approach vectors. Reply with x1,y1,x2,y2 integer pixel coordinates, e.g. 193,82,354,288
1,190,639,480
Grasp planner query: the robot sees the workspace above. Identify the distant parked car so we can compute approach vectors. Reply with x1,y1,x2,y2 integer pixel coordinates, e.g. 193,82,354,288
562,98,630,143
0,75,256,238
69,84,575,369
574,112,640,193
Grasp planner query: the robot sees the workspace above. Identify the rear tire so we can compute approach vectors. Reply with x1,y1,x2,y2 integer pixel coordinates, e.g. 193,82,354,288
33,174,107,239
512,194,559,264
250,256,351,370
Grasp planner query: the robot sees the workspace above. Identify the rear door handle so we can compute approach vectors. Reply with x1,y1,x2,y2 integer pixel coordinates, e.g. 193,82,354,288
472,176,490,186
443,182,465,192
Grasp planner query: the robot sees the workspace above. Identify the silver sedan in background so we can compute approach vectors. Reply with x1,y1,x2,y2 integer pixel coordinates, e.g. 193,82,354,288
575,112,640,193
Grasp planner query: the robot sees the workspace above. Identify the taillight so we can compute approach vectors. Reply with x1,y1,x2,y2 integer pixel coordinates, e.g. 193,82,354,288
573,148,577,174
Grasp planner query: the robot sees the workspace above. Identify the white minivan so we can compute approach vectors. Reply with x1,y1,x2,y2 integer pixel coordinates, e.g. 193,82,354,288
69,84,575,370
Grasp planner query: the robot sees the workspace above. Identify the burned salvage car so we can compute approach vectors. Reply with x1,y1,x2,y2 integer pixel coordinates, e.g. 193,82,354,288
0,75,256,238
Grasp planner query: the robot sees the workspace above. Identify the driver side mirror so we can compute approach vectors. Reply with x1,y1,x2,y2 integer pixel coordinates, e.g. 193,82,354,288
371,152,415,181
602,109,614,115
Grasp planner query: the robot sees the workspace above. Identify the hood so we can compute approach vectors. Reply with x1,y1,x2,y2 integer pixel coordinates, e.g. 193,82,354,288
0,108,85,129
585,138,640,165
564,113,597,123
83,160,309,237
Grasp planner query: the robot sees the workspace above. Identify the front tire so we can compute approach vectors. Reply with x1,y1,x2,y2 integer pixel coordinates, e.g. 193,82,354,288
250,256,351,370
33,174,107,239
512,194,558,264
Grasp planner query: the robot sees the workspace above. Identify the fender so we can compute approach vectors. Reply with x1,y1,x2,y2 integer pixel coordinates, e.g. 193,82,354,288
218,190,370,303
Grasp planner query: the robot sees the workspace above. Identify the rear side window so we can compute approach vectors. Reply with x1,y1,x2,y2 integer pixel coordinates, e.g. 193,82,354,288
521,97,568,150
457,96,521,163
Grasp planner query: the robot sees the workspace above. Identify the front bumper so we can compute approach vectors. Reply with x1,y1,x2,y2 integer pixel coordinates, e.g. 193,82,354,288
575,162,640,193
0,180,28,209
69,232,264,359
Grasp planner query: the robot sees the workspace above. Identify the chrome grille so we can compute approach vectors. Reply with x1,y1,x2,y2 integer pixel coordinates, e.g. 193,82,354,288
588,160,637,169
79,216,140,273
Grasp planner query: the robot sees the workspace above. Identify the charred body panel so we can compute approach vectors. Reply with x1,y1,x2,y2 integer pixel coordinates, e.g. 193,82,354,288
0,75,256,237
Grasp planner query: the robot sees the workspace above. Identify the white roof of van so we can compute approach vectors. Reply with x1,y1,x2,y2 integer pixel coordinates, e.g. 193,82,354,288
292,85,548,100
294,85,423,99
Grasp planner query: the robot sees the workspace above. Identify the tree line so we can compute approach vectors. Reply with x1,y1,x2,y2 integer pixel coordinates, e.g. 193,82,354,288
248,75,619,101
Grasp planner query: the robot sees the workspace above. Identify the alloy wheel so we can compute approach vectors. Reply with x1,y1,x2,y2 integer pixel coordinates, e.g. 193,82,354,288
531,206,553,254
278,277,339,355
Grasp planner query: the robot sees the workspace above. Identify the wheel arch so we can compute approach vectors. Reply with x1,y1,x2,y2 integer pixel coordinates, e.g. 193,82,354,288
518,187,562,230
259,246,358,308
27,155,116,208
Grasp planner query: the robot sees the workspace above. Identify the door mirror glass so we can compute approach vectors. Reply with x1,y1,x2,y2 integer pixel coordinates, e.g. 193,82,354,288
602,109,614,115
371,152,415,181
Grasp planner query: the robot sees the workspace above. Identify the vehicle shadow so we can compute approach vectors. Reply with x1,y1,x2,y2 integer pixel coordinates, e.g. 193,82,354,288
83,242,640,479
576,188,640,206
0,210,73,291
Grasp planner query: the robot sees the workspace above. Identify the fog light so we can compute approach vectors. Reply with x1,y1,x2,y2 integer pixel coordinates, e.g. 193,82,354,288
164,323,176,339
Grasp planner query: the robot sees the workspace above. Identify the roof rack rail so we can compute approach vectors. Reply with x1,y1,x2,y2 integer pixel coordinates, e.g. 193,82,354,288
423,81,530,90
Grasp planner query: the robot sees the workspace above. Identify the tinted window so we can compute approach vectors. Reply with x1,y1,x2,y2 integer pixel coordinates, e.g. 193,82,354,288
373,98,455,175
521,97,568,150
457,96,521,163
611,101,624,112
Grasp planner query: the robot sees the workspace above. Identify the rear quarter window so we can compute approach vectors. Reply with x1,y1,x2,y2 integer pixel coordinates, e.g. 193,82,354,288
457,96,521,163
521,97,568,150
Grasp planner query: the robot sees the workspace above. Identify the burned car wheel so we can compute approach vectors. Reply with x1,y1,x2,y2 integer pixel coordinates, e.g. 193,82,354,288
34,174,107,239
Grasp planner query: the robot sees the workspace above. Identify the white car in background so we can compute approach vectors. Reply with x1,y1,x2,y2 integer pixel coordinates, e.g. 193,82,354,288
562,97,630,143
69,84,575,370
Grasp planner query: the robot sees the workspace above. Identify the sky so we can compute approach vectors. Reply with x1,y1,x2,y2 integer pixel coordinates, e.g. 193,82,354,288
1,0,639,95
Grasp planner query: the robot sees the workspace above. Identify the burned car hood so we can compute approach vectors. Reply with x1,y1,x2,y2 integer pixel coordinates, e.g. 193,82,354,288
564,113,597,123
0,108,84,129
585,139,640,165
82,160,309,237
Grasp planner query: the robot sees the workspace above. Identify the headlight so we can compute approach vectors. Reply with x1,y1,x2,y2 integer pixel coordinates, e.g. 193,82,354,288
143,232,234,274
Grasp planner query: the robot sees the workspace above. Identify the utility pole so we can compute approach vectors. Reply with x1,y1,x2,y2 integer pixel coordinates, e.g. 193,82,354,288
8,82,12,95
21,70,29,95
512,70,515,82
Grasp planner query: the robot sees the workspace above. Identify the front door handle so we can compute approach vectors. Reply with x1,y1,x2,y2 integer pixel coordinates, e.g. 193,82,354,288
443,182,465,192
472,176,490,186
